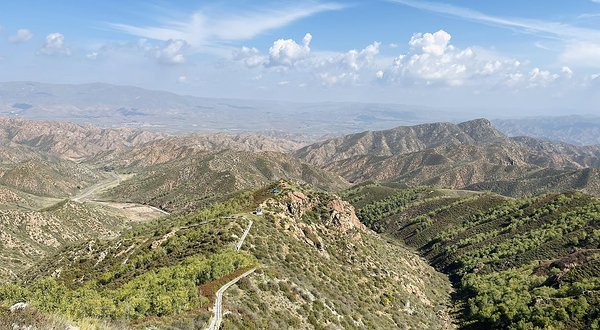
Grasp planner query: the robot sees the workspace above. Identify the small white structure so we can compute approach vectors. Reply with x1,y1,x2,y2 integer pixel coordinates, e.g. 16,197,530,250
256,208,263,216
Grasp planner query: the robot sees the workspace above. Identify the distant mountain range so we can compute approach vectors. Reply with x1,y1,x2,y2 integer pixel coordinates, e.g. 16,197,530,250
492,115,600,146
295,118,600,197
0,81,467,136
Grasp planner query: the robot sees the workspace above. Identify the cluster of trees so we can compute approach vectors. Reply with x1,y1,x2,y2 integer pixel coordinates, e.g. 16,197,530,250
0,251,255,320
351,186,600,329
462,266,600,329
354,187,429,228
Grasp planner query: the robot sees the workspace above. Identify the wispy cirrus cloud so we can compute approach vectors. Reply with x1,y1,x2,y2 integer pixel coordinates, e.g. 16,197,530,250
386,0,600,43
108,2,346,51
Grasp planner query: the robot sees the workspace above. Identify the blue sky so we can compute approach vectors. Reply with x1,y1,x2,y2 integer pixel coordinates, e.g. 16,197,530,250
1,0,600,114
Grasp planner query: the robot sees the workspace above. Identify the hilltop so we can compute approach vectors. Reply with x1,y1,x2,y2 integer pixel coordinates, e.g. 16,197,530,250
2,182,453,329
294,119,600,197
93,145,349,212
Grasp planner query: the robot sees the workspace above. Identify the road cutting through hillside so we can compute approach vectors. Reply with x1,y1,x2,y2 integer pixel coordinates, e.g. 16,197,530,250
205,267,256,330
72,172,121,202
236,217,253,251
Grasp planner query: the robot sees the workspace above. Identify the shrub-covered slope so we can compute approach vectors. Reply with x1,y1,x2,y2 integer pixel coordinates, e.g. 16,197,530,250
344,183,600,329
1,182,454,330
0,200,131,283
95,147,349,212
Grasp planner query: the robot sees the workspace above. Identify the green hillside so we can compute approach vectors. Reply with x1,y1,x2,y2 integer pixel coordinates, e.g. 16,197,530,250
344,183,600,329
1,182,453,330
97,148,349,212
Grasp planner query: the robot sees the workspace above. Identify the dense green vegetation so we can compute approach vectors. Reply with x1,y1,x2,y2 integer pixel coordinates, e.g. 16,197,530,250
345,184,600,330
0,192,258,326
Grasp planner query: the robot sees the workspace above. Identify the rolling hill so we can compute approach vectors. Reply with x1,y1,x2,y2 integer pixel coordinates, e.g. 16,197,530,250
92,143,349,212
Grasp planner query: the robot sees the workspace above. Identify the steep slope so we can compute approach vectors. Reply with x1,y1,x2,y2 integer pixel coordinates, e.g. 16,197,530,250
344,184,600,329
0,200,131,282
324,143,600,194
465,167,600,197
2,182,453,330
292,118,510,167
0,159,108,197
94,145,349,212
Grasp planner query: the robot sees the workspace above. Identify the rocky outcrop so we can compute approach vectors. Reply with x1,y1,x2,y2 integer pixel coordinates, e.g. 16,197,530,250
327,199,366,233
261,187,366,249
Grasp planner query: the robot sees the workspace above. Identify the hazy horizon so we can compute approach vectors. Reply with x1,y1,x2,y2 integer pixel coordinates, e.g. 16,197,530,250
1,0,600,114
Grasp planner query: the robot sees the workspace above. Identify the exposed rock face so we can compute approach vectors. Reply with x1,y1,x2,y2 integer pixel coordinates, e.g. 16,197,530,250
261,187,366,249
327,199,366,233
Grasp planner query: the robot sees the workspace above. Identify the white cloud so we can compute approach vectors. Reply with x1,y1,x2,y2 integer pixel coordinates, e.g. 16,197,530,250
387,0,600,70
298,83,306,87
9,29,33,44
36,33,72,56
152,39,187,65
387,0,600,43
409,30,451,56
560,42,600,68
109,3,344,52
267,33,312,67
317,72,359,86
528,68,559,87
177,76,188,83
86,52,98,60
232,46,267,68
389,43,398,48
376,70,384,79
382,29,561,89
316,41,381,71
252,74,263,81
278,80,289,85
561,66,573,79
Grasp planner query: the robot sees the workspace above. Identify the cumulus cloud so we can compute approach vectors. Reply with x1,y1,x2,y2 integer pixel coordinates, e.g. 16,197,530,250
252,74,262,81
298,83,306,87
382,29,566,89
232,46,267,68
389,43,398,48
37,33,72,56
267,33,312,67
561,66,573,79
86,52,98,60
409,30,452,56
376,70,384,79
528,68,559,87
316,41,381,71
177,76,189,83
278,81,290,85
151,39,188,65
9,29,33,44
